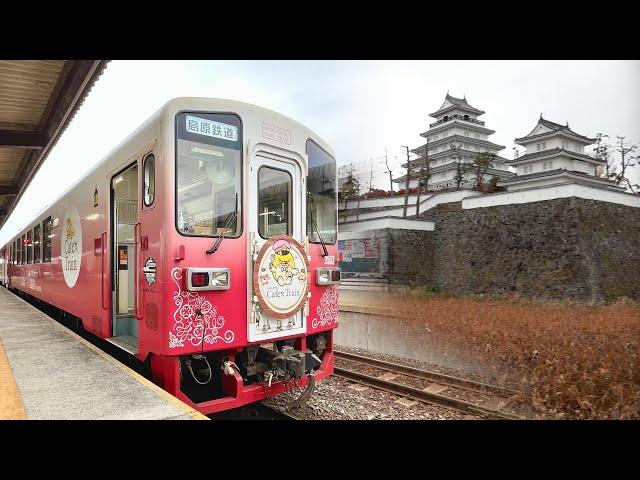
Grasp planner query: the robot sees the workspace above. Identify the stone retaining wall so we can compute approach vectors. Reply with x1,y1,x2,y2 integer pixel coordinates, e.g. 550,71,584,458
420,197,640,301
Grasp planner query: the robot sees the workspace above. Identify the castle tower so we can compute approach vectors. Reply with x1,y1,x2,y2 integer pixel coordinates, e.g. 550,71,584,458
500,116,622,191
393,93,514,190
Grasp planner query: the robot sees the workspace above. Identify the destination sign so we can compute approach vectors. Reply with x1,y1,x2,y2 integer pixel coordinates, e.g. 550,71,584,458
186,115,238,142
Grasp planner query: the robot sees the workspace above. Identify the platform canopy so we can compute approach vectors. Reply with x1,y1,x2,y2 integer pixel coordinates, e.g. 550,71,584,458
0,60,109,229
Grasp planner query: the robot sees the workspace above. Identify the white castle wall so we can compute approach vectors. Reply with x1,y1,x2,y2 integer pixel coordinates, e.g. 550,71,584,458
340,194,421,210
462,183,640,210
341,189,483,222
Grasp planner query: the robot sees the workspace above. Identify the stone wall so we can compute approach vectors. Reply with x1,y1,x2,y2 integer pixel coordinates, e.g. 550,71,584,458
387,229,435,286
420,197,640,301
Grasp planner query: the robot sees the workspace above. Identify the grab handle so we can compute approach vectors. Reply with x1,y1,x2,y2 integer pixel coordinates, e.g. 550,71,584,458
134,222,143,320
101,231,107,310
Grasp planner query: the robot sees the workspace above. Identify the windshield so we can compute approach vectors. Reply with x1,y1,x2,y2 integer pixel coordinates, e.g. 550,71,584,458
176,112,242,237
306,139,337,244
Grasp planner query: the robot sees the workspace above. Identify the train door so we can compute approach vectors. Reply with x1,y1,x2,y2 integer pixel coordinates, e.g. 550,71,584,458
0,247,5,287
109,162,139,354
248,155,305,343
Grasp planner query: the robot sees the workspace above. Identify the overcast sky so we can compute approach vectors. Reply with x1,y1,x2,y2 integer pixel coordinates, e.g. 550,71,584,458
1,60,638,245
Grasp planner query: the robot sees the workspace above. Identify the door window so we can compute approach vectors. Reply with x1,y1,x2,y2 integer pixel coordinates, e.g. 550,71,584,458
257,166,292,238
143,153,155,207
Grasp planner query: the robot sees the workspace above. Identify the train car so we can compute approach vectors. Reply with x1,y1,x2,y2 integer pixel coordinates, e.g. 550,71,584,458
1,97,341,414
0,245,6,286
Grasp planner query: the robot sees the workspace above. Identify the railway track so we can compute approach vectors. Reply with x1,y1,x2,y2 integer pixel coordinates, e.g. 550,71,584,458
334,350,522,420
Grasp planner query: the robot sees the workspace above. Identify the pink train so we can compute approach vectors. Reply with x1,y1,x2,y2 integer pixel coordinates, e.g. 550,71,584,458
0,98,341,414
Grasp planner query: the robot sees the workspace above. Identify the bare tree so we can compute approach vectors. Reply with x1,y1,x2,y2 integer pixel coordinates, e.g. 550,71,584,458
594,133,616,180
339,163,361,220
401,146,412,217
383,148,394,193
416,138,431,217
513,146,521,160
614,136,639,193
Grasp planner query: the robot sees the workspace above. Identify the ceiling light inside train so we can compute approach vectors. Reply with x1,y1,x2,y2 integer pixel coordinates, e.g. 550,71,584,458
191,146,233,185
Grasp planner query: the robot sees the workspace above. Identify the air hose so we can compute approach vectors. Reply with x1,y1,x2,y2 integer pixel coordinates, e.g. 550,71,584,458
284,374,316,411
186,355,213,385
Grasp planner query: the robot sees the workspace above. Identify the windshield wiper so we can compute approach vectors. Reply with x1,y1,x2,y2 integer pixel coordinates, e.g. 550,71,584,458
308,193,329,257
207,193,238,255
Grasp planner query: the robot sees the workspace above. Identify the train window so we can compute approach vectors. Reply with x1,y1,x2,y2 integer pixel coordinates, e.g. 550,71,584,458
20,235,25,265
143,153,155,207
258,166,292,239
176,112,242,237
306,140,337,244
26,230,33,264
43,217,52,263
33,223,42,263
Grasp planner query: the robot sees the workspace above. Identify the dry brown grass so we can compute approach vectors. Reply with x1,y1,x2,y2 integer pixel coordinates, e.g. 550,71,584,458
386,292,640,419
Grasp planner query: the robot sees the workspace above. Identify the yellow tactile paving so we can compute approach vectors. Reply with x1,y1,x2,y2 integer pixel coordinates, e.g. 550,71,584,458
0,339,27,420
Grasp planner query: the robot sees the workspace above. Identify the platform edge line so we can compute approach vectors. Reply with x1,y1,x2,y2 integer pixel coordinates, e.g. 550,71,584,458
0,339,28,420
7,292,208,421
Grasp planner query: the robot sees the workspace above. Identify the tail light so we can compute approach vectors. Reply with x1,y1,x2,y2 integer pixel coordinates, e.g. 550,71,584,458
186,268,230,291
191,272,209,288
316,267,341,286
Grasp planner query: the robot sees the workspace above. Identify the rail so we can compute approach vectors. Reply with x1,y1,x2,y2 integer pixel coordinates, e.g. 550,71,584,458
333,350,522,420
335,350,517,397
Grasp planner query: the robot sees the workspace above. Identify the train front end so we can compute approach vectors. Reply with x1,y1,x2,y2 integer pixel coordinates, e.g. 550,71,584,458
151,99,339,414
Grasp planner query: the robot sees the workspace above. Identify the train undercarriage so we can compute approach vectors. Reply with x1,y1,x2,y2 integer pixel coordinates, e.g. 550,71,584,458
157,332,333,414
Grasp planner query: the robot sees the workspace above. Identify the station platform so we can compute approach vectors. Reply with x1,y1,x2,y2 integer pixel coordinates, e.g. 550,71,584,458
0,287,207,420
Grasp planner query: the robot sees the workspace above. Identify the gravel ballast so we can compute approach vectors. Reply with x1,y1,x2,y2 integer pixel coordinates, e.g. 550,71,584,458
264,374,473,420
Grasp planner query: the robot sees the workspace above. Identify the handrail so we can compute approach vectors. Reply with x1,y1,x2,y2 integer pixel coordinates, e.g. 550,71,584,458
134,222,143,320
101,231,107,310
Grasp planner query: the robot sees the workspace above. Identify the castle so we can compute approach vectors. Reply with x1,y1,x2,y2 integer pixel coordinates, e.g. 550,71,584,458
337,93,640,301
393,93,513,190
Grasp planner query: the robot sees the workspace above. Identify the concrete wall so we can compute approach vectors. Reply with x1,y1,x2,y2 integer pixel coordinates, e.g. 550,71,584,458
335,308,492,377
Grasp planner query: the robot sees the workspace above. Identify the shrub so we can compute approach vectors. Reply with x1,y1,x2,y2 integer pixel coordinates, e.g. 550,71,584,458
384,294,640,419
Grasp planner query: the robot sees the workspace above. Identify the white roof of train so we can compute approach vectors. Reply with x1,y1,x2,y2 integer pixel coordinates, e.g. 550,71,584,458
2,97,335,245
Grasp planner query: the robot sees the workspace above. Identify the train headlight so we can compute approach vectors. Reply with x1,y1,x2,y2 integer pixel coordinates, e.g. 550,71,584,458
211,270,229,287
186,268,230,291
316,267,341,286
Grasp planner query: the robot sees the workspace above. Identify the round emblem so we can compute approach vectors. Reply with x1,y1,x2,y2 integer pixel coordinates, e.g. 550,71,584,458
253,235,310,319
61,207,82,288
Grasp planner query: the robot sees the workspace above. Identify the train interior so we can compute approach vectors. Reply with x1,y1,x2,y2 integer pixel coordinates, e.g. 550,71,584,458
109,163,139,354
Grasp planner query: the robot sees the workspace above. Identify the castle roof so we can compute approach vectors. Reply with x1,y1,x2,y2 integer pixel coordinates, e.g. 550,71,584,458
411,134,505,154
507,147,605,166
430,93,485,118
516,116,596,144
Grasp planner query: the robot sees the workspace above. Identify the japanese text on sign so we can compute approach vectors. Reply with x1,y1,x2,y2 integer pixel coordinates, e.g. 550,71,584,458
186,115,238,142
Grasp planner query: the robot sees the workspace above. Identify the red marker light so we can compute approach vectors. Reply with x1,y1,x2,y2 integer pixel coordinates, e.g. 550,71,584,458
191,272,209,288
